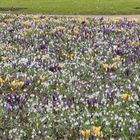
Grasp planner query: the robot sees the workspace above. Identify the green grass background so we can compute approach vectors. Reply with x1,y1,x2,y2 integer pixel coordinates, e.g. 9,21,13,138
0,0,140,15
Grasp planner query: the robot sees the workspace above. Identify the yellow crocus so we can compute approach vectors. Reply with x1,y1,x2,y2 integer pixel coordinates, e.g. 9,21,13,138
112,57,121,62
81,129,90,138
9,81,24,89
102,63,117,71
120,93,129,101
77,18,89,24
110,63,117,69
59,63,65,68
23,21,30,27
109,17,122,23
32,15,39,20
56,26,65,30
92,126,103,138
102,63,108,69
61,53,74,60
39,75,48,82
1,56,9,61
0,77,5,84
42,54,49,59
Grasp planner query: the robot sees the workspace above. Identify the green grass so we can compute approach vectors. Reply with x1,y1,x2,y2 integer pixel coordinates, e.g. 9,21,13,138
0,0,140,15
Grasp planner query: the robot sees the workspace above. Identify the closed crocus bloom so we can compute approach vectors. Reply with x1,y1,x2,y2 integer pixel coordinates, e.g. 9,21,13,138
81,130,85,137
120,93,129,101
80,130,90,138
0,77,5,84
19,81,24,87
39,75,47,82
110,63,117,69
70,53,74,59
92,126,103,137
85,130,90,138
9,81,16,89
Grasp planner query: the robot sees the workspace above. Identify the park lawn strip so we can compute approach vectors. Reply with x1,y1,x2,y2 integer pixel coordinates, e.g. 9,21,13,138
0,0,140,15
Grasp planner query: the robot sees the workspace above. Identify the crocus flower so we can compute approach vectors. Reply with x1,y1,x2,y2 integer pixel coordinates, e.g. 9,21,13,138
9,81,24,89
80,129,90,138
129,127,136,135
120,93,129,101
6,103,13,112
92,126,103,138
0,77,5,84
124,68,131,76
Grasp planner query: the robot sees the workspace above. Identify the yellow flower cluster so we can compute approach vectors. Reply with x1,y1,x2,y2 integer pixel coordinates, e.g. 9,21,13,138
1,56,9,61
0,77,5,84
9,81,24,89
92,126,103,137
131,41,140,47
128,18,137,22
76,18,89,24
68,27,80,38
80,129,90,138
61,53,75,60
34,54,49,60
102,63,117,71
23,21,30,27
56,26,65,30
59,63,65,68
39,75,48,82
4,18,15,23
32,15,39,20
9,45,17,51
82,56,94,61
108,17,122,23
80,126,103,138
120,93,129,101
112,56,125,62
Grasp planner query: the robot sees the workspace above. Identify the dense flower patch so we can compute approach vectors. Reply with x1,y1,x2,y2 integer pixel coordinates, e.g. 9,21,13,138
0,14,140,139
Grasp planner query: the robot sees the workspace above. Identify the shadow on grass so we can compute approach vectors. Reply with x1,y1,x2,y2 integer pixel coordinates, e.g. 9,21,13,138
134,7,140,9
0,7,28,11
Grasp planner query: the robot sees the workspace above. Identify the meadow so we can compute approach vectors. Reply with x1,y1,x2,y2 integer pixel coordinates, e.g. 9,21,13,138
0,14,140,139
0,0,140,15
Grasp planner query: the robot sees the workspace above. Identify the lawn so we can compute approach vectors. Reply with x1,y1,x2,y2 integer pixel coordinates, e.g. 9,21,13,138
0,0,140,15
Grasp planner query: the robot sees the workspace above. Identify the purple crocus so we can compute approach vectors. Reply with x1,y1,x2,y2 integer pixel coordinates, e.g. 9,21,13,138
6,103,13,112
87,97,97,107
48,64,61,73
62,98,73,108
40,44,48,51
124,68,131,76
130,84,135,91
129,127,136,135
52,92,60,108
36,107,44,113
115,49,125,55
24,79,32,85
42,98,48,105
